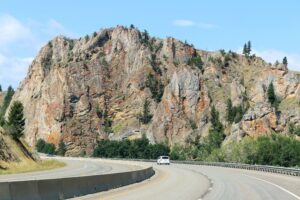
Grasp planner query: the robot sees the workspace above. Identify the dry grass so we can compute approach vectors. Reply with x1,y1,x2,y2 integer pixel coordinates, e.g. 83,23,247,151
0,159,65,175
279,96,300,111
0,128,65,175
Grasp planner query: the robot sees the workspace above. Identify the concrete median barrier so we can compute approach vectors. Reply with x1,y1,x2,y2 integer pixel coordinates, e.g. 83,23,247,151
0,166,154,200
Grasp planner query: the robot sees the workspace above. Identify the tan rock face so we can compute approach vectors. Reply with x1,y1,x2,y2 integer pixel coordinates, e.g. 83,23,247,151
10,26,300,155
148,68,211,145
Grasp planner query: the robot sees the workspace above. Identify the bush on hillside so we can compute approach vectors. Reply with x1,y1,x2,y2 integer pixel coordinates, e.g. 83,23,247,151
93,135,170,159
36,139,56,155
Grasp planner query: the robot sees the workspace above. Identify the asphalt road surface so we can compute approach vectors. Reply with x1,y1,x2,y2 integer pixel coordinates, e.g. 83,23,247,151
70,162,300,200
1,157,299,200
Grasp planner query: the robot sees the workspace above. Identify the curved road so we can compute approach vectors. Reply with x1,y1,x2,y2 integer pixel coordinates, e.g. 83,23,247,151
1,157,299,200
70,161,300,200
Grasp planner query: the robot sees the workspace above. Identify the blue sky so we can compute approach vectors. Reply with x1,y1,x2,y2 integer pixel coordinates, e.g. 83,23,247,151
0,0,299,89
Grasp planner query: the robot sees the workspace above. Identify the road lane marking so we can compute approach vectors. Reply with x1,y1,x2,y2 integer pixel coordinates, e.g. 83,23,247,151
243,174,300,200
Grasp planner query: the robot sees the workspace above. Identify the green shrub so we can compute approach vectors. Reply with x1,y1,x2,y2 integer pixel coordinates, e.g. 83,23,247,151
187,54,204,70
36,139,56,155
288,123,300,136
138,98,153,124
0,86,15,118
93,135,170,159
267,82,280,110
57,139,66,156
150,54,162,75
6,101,25,140
208,134,300,167
283,57,288,65
36,139,46,152
210,106,223,133
226,99,246,124
95,106,103,118
145,73,164,103
189,119,197,130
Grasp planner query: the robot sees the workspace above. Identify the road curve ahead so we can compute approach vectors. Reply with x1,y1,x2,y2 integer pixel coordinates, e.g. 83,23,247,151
71,162,300,200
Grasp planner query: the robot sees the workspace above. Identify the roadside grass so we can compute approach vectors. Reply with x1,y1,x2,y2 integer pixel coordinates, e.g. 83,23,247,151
0,128,65,175
0,159,65,175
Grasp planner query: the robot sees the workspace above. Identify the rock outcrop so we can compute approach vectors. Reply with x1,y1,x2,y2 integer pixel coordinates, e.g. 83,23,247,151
10,26,300,155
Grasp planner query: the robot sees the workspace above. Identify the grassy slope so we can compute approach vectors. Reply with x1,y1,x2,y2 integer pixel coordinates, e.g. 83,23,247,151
0,131,65,175
279,96,300,111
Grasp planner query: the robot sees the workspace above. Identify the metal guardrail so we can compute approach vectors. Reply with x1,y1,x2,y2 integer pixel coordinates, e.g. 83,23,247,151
173,160,300,177
105,158,300,177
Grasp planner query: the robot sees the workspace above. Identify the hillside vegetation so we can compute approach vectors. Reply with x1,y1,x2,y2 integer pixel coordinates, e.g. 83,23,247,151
0,128,64,174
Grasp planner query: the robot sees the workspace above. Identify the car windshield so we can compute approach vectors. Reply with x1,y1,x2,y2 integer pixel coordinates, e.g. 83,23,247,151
162,156,169,159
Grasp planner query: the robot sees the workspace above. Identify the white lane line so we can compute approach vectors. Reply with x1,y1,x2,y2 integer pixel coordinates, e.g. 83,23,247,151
243,174,300,200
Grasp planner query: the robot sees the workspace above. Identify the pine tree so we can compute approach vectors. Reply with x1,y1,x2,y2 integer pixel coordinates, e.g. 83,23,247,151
247,41,252,55
142,30,150,44
138,98,153,124
0,85,2,92
226,99,234,123
6,101,25,140
210,106,223,132
145,73,164,103
267,82,276,106
283,57,288,65
57,139,66,156
36,138,46,152
242,41,252,57
1,86,15,115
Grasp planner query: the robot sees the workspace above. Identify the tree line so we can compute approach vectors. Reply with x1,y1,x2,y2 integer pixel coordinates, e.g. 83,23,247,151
93,134,170,159
36,138,66,156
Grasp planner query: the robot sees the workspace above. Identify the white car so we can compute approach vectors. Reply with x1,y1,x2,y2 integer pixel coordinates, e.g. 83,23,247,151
157,156,170,165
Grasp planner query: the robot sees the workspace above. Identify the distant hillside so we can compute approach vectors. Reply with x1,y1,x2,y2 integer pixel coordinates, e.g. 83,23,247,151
10,25,300,156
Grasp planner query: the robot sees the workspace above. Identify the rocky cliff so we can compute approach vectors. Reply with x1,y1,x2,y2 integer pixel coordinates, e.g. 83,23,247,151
10,26,300,155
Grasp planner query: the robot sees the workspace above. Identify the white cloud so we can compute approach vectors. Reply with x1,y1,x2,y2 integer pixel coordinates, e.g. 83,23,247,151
173,19,196,27
173,19,217,29
0,53,33,89
0,14,35,89
0,14,77,89
0,14,35,50
254,49,300,72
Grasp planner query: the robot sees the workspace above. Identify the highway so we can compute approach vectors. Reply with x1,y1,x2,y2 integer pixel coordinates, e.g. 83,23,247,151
69,161,300,200
1,157,299,200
